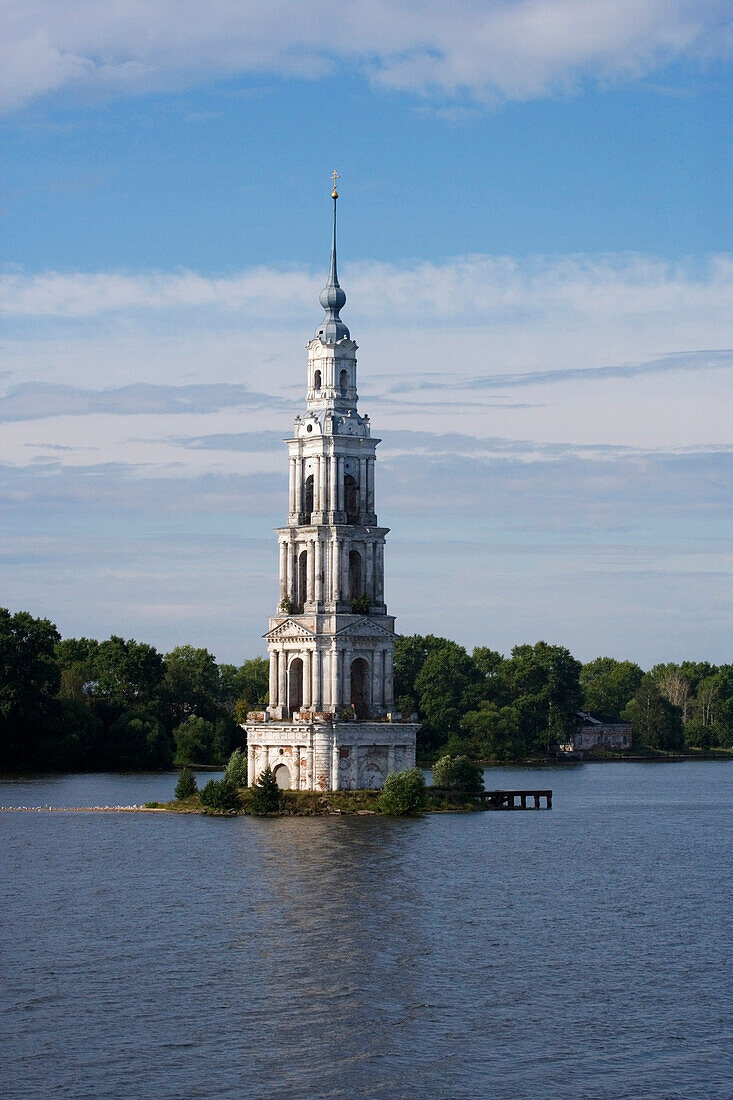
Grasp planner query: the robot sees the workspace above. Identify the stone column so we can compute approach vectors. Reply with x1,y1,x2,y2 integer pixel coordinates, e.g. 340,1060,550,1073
343,649,352,710
358,457,367,516
365,541,374,599
279,541,287,603
306,540,315,603
367,457,375,514
319,453,327,514
313,456,321,513
288,457,296,514
329,451,337,518
331,736,340,791
247,744,255,786
341,540,350,602
295,457,303,516
268,649,277,707
312,648,321,710
331,645,339,708
303,650,312,708
314,538,323,604
373,647,383,711
375,542,384,602
278,648,287,711
306,738,314,791
332,538,340,601
384,647,394,708
289,541,298,604
337,456,344,512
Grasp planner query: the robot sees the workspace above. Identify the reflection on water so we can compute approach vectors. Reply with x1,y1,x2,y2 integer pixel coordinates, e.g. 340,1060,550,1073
1,764,731,1099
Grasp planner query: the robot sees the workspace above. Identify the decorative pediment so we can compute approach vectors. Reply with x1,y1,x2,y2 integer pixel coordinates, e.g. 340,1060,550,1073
335,617,395,640
264,618,316,642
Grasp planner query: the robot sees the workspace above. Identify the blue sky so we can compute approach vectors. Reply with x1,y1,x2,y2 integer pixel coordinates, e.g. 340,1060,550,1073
1,0,732,665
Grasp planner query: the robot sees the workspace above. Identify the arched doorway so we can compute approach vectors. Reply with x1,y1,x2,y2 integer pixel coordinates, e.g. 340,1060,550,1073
349,549,363,601
351,657,370,719
288,657,303,714
273,763,291,790
344,474,359,523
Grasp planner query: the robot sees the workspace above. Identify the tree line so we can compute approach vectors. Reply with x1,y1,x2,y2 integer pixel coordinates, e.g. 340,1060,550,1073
1,608,730,771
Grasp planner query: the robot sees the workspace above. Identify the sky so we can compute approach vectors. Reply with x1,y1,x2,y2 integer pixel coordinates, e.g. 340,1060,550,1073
1,0,732,667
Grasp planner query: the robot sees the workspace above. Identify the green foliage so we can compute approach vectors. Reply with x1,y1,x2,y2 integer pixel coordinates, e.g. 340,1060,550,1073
377,768,427,815
219,657,269,718
351,593,371,614
499,642,582,752
249,765,282,814
581,657,644,717
107,711,172,769
432,754,484,792
457,703,525,762
175,766,198,799
200,777,241,812
173,715,216,765
0,608,62,768
224,747,249,787
93,635,165,710
624,679,684,751
161,645,221,728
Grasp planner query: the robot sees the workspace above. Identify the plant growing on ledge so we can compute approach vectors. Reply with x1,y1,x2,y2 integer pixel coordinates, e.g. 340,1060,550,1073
350,593,371,615
249,765,282,814
278,595,293,614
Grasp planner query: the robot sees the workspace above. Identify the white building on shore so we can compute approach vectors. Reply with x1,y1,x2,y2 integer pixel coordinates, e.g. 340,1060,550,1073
244,179,419,791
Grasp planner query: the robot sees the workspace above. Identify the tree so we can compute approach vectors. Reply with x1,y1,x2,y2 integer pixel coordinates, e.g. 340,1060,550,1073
413,639,483,747
377,768,426,815
93,636,164,711
249,765,281,814
0,608,61,767
457,703,525,761
161,645,221,728
219,657,269,716
224,747,249,787
650,663,693,725
624,679,684,751
580,657,644,717
106,711,171,769
499,642,582,752
175,766,198,799
173,715,216,765
200,777,240,812
432,755,484,792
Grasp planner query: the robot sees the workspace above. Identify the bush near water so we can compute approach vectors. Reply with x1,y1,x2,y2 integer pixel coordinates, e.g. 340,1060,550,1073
2,607,732,771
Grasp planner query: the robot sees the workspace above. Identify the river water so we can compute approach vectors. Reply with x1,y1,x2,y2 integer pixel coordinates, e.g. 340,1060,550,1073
1,763,731,1099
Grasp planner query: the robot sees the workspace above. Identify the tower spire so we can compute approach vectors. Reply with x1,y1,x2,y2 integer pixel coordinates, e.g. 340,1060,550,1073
317,170,349,342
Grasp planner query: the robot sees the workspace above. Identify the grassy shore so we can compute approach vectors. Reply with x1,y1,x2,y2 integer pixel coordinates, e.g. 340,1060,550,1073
148,787,482,816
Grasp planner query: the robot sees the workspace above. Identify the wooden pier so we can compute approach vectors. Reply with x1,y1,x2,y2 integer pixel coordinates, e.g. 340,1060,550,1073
477,788,552,810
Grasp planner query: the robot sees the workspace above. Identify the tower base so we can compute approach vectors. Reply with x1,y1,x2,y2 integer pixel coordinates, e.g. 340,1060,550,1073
243,718,420,791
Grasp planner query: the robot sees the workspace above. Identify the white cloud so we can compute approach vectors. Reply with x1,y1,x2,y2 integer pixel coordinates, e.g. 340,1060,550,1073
1,0,730,114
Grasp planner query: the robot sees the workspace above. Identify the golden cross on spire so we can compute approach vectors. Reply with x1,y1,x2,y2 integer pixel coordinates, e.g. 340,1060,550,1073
331,169,340,199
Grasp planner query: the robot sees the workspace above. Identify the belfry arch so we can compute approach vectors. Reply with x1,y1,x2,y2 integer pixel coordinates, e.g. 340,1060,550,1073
349,549,363,601
344,474,359,524
288,657,303,714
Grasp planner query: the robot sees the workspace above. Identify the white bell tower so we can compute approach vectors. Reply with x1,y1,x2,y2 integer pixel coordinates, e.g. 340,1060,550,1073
244,176,418,792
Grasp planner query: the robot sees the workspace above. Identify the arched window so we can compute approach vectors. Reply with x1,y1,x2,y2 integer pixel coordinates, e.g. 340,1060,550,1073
304,475,314,522
313,369,322,391
288,658,303,714
273,763,292,790
339,368,348,395
349,549,363,601
344,474,359,524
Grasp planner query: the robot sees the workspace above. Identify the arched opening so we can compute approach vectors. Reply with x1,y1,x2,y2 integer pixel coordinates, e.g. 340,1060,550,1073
344,474,359,524
304,475,314,522
313,368,322,391
339,368,348,395
288,657,303,714
273,763,291,790
351,657,370,719
297,550,307,611
349,549,363,601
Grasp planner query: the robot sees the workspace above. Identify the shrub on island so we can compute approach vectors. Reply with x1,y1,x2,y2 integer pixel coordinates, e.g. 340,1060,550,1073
224,747,249,787
200,777,241,813
431,754,484,793
249,765,282,814
174,766,198,800
377,768,427,815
